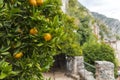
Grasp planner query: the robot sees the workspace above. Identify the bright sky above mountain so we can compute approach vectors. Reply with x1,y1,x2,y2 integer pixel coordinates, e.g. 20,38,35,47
78,0,120,21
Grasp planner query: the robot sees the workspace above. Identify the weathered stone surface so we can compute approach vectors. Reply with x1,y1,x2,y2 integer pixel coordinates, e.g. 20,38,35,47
95,61,115,80
66,56,95,80
78,69,95,80
65,56,117,80
66,56,81,80
66,56,76,74
75,56,85,70
66,56,84,74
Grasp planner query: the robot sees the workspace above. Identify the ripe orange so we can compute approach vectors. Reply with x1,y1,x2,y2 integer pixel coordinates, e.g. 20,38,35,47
13,52,23,59
29,0,37,6
44,33,52,41
30,27,38,35
36,0,43,6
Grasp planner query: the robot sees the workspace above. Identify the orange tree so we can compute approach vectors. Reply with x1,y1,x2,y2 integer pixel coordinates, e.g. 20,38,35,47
0,0,82,79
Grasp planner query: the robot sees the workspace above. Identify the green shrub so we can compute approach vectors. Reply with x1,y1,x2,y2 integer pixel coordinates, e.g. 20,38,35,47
0,60,19,79
0,0,82,79
82,41,118,77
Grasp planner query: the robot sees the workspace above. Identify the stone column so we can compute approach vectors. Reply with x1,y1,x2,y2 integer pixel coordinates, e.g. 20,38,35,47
95,61,115,80
66,56,84,80
66,56,84,74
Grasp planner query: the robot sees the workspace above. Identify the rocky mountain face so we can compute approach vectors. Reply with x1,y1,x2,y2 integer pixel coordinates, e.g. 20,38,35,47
61,0,120,40
92,12,120,35
63,0,112,40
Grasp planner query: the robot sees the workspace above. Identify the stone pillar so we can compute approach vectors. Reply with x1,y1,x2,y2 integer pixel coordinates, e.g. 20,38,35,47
66,56,84,74
66,56,84,80
95,61,115,80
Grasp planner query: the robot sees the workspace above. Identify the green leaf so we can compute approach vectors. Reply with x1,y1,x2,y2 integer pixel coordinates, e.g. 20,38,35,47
0,32,4,37
2,47,11,52
1,61,9,69
0,0,2,3
35,63,42,71
7,39,10,46
0,73,7,79
57,45,61,49
0,23,3,28
15,42,21,48
10,71,20,75
52,16,59,27
37,43,43,47
1,52,10,55
10,8,22,14
0,60,4,67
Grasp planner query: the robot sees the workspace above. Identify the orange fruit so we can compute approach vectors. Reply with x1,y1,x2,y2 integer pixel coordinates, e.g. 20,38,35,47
30,27,38,35
29,0,37,6
44,33,52,41
13,52,23,59
36,0,43,5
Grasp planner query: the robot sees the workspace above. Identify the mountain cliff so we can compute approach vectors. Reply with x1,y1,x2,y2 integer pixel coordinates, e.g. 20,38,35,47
92,12,120,36
65,0,113,41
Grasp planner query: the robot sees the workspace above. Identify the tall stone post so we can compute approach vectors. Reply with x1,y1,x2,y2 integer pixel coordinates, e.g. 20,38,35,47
95,61,115,80
66,56,84,74
66,56,84,80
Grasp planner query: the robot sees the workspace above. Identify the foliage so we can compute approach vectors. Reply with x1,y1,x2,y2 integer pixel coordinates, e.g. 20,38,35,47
57,15,82,56
0,60,19,79
0,0,82,79
67,0,94,45
92,12,120,39
95,19,112,40
82,40,118,77
67,0,115,44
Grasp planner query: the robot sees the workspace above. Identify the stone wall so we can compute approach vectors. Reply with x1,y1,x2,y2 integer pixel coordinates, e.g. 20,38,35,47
66,56,116,80
95,61,115,80
66,56,84,74
66,56,95,80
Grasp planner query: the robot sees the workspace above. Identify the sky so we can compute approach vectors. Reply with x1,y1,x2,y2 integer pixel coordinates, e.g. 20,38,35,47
78,0,120,21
